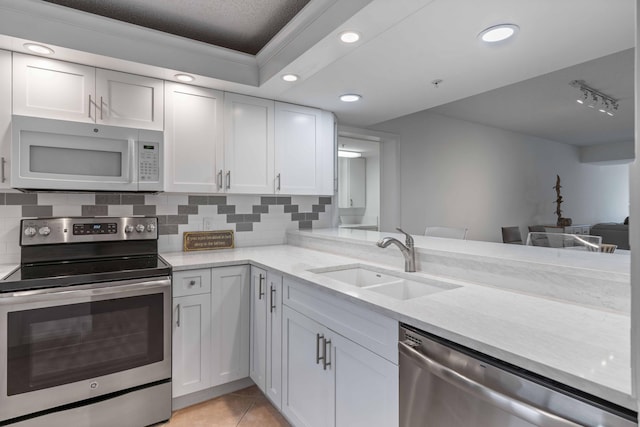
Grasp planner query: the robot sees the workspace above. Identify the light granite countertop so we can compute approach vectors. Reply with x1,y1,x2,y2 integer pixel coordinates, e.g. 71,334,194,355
161,243,634,411
0,229,632,411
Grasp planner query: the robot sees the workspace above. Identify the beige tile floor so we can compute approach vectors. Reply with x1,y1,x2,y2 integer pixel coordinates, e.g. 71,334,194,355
160,386,291,427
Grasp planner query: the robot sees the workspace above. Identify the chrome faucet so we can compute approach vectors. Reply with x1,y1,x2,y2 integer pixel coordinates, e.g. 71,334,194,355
376,228,416,272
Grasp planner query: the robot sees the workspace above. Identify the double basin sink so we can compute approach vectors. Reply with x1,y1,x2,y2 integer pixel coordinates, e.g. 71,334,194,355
308,264,460,301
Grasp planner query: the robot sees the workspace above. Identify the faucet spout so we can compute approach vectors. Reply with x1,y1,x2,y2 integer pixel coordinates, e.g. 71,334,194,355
376,228,416,272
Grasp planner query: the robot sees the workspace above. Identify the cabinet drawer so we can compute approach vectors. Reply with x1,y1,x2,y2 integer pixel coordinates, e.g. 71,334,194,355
283,277,398,364
173,269,212,297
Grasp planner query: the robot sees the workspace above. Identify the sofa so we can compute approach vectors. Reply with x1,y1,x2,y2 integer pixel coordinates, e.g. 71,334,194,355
590,221,630,250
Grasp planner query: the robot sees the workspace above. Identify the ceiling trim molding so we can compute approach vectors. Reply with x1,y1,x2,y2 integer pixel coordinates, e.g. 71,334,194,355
0,0,260,86
256,0,374,84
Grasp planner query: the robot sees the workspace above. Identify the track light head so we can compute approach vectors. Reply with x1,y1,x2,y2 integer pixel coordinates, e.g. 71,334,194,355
571,80,618,117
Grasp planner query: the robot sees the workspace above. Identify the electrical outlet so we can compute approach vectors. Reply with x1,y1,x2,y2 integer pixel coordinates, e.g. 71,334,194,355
203,217,215,230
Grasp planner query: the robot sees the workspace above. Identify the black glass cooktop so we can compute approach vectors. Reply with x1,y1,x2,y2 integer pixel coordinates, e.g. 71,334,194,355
0,255,171,293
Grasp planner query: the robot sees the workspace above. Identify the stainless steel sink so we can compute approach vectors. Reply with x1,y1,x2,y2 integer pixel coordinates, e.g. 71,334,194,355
308,265,460,300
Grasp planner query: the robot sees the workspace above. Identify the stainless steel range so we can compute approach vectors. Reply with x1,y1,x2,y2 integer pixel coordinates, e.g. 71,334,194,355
0,217,172,427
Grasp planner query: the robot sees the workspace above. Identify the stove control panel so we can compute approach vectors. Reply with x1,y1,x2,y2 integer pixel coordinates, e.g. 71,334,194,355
21,217,159,245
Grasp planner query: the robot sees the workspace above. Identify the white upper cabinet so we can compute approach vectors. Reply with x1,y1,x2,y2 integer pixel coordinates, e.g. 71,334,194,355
0,50,11,189
95,68,163,130
13,53,163,130
224,93,275,194
13,53,95,123
275,102,335,196
164,82,224,193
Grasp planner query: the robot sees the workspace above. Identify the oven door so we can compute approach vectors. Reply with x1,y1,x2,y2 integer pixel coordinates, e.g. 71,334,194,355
0,277,171,423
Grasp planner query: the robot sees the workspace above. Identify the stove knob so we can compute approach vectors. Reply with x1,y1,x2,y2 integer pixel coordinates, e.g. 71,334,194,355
124,225,134,233
24,226,37,237
146,223,156,232
135,224,145,233
38,226,51,236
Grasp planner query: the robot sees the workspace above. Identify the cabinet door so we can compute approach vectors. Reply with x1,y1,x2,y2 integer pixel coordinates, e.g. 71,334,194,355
96,69,163,130
275,102,332,195
348,157,366,208
282,306,334,427
13,53,95,122
224,93,275,194
164,82,224,193
333,333,398,427
338,157,366,208
211,266,250,386
249,266,268,391
172,294,212,397
0,50,10,189
266,271,283,409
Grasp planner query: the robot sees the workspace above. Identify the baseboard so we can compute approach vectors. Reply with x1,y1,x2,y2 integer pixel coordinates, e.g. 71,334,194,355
171,377,255,411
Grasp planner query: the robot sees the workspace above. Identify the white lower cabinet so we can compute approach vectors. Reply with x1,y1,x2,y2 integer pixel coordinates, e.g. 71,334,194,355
249,267,267,390
211,266,250,386
172,266,249,398
172,293,212,397
265,271,283,408
282,281,399,427
249,267,283,409
282,306,334,427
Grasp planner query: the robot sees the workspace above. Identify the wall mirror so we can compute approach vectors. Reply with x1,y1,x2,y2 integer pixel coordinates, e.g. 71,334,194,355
372,48,634,247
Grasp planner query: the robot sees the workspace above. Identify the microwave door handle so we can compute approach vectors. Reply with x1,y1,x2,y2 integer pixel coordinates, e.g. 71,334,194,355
129,138,136,184
398,341,582,427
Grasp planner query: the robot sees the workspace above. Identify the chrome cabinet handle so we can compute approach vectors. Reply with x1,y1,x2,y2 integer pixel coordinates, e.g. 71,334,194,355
217,170,223,190
226,171,231,189
100,96,104,120
276,173,281,191
398,341,582,427
316,333,324,365
1,157,6,183
176,304,181,327
258,274,265,299
269,285,276,313
323,338,332,370
88,94,92,118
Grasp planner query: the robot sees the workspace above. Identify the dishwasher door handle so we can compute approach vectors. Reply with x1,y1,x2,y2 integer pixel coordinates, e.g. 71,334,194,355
399,341,583,427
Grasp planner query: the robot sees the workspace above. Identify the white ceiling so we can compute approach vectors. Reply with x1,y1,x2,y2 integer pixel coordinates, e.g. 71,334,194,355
0,0,635,145
429,49,635,146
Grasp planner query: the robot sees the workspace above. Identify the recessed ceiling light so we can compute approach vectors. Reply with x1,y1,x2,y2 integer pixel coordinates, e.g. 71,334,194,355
339,31,360,44
175,73,195,82
282,74,299,82
340,94,362,102
23,43,54,55
338,150,362,158
478,24,519,43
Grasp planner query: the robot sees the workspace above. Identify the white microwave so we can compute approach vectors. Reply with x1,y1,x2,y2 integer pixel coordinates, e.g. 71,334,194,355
11,115,163,192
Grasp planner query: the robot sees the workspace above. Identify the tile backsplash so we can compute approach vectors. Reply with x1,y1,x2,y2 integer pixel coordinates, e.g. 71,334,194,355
0,191,334,262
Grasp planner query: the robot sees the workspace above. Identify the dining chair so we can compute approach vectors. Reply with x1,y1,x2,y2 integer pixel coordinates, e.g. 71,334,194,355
501,226,522,244
424,226,468,239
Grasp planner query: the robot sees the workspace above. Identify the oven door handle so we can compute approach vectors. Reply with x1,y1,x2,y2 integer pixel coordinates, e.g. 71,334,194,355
0,277,171,304
399,341,582,427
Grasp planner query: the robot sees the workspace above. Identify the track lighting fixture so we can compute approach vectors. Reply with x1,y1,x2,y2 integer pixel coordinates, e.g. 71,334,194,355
570,80,619,116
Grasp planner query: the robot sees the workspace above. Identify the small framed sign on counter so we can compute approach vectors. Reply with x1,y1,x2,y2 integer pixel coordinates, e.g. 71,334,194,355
183,230,234,251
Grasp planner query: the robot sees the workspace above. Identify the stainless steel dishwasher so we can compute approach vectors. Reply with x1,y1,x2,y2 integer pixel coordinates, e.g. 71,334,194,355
399,324,637,427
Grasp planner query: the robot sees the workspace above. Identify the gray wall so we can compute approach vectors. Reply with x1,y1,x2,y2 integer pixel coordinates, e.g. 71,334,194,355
373,111,630,242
